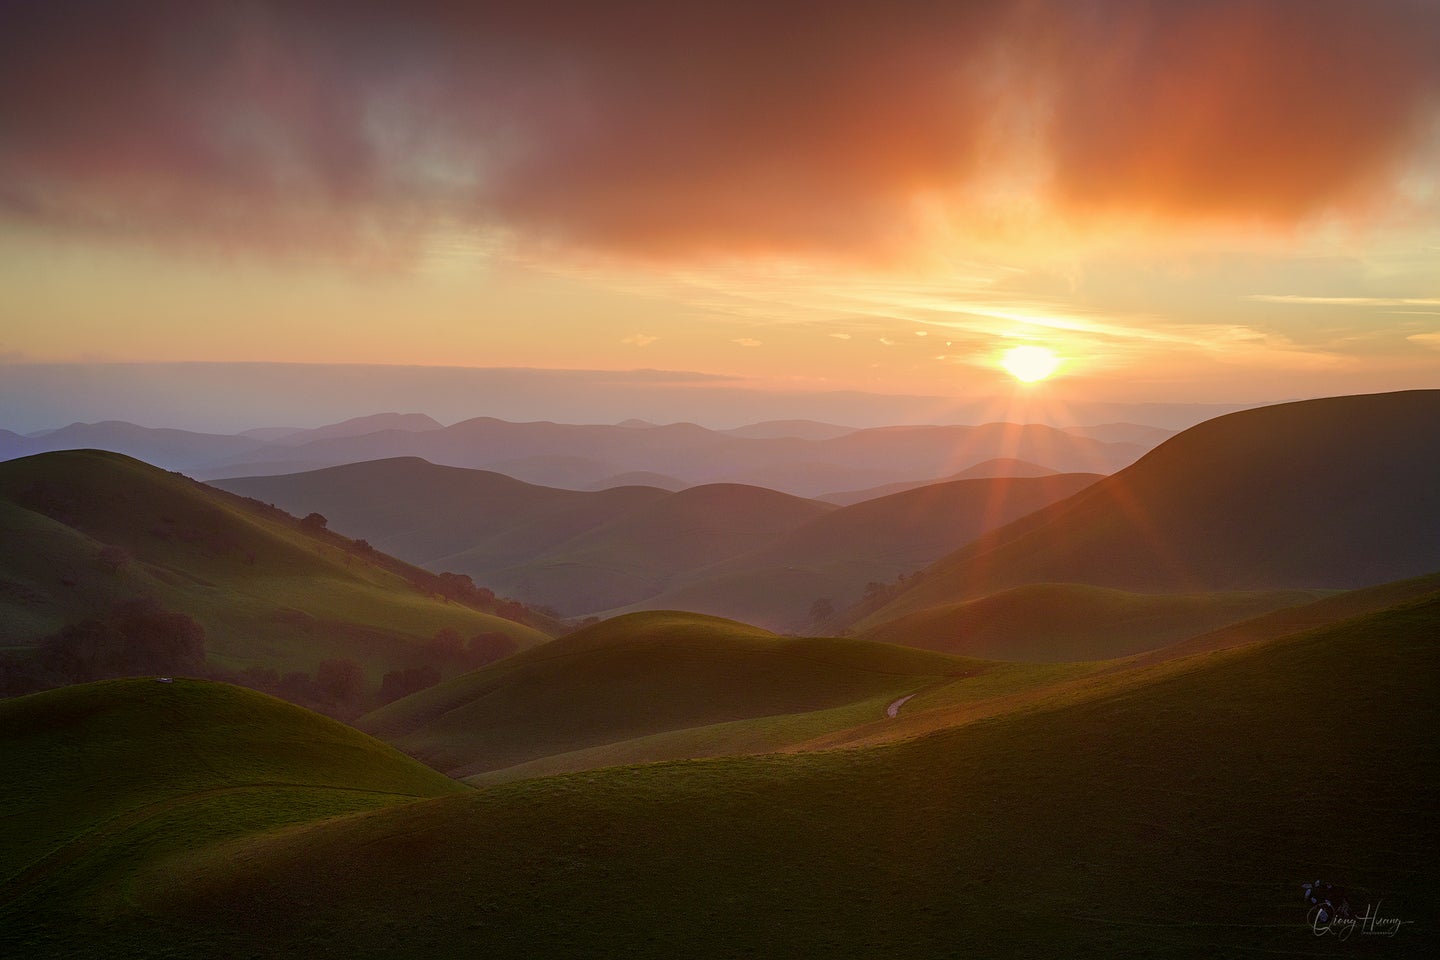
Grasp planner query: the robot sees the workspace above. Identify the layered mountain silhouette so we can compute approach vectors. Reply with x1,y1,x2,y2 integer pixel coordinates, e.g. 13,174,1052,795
853,390,1440,632
218,459,1099,624
817,457,1060,505
0,414,1148,497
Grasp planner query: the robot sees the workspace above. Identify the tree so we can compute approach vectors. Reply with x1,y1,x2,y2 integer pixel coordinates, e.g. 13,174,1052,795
435,572,477,602
315,658,364,704
428,627,466,663
495,600,527,624
301,512,328,530
38,599,206,681
468,631,518,667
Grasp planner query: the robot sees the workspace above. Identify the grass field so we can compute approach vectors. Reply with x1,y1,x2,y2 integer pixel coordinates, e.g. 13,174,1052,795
859,582,1323,660
359,610,970,778
0,679,464,917
3,592,1434,958
0,451,550,680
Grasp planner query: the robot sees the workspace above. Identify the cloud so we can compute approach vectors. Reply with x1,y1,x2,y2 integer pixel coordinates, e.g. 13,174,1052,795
1408,332,1440,350
1,1,1436,261
1247,296,1440,307
1040,1,1440,222
731,338,762,347
620,334,658,347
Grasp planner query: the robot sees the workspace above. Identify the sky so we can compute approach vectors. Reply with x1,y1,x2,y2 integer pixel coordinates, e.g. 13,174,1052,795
1,0,1438,428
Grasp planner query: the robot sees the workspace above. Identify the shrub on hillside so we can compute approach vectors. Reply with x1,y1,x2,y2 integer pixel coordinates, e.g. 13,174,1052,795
39,599,206,681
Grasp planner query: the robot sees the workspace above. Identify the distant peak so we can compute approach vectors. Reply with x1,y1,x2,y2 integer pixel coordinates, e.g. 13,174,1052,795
318,412,442,432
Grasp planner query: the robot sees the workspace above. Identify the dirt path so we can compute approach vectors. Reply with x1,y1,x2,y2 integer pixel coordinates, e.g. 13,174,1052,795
885,693,917,718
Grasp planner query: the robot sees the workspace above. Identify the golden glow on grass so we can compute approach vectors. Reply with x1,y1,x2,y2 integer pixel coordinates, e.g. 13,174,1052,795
1000,345,1061,382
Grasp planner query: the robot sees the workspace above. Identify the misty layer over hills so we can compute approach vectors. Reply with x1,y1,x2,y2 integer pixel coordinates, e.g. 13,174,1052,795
0,411,1152,497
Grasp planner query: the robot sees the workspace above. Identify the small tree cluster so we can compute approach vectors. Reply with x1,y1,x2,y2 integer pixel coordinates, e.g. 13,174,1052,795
1,599,207,696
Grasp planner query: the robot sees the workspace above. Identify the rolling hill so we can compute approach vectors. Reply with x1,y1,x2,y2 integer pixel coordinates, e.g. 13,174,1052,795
218,460,1106,625
854,390,1440,632
214,457,673,579
858,582,1323,660
358,610,968,779
217,460,832,615
5,589,1433,958
616,472,1103,630
475,483,834,613
0,678,465,921
817,456,1061,505
0,451,551,685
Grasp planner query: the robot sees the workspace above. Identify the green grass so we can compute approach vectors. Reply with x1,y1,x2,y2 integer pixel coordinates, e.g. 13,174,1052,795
0,450,550,679
0,678,465,908
6,592,1433,958
860,582,1323,660
359,610,969,777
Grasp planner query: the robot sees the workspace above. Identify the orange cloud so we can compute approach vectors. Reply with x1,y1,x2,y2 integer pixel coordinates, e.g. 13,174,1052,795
1038,0,1440,222
0,1,1435,262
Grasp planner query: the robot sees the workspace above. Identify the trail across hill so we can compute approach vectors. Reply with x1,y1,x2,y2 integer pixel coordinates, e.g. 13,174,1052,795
885,694,917,718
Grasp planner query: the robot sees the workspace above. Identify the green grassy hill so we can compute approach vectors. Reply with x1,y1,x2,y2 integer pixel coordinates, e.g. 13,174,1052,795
7,592,1433,958
359,610,967,778
860,582,1322,660
1126,569,1440,665
853,390,1440,632
0,450,550,682
214,456,671,575
0,678,464,924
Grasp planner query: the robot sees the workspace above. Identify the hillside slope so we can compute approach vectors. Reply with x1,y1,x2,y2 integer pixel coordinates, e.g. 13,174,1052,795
8,592,1434,958
818,457,1061,505
617,472,1102,630
359,610,966,778
216,457,671,576
0,679,464,914
221,460,834,616
857,390,1440,629
0,451,550,682
859,583,1323,660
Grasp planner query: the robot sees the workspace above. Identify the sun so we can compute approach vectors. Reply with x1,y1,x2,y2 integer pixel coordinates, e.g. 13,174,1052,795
1000,345,1061,383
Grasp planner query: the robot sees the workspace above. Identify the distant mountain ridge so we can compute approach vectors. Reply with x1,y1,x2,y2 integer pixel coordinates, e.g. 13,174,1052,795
818,457,1060,505
1,413,1151,498
205,417,1142,496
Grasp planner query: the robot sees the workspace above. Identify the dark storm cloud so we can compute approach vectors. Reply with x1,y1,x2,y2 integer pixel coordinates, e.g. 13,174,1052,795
1,0,1436,260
